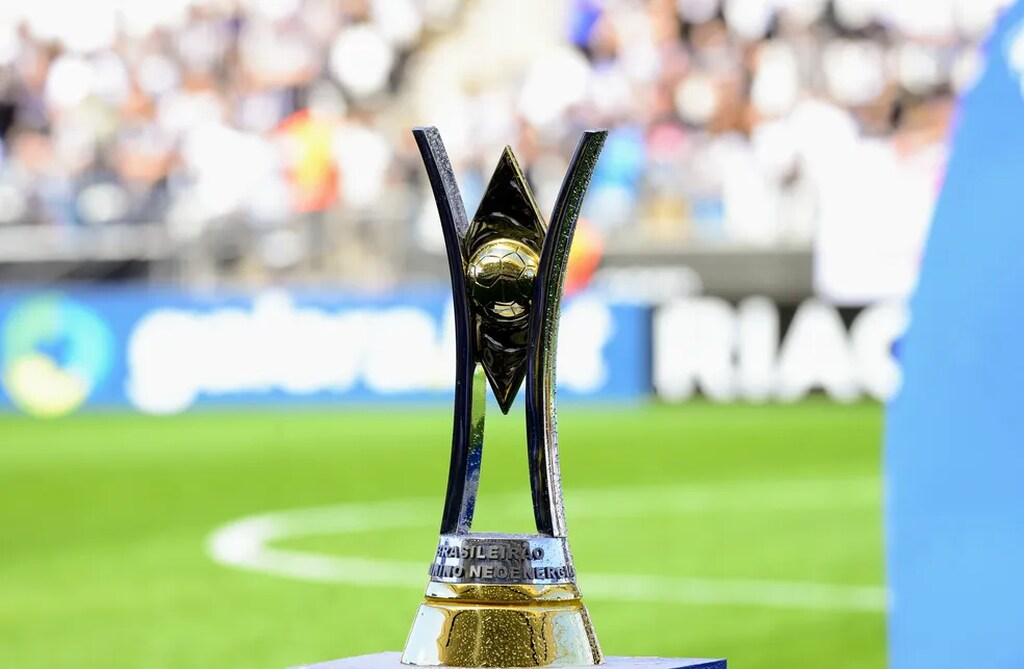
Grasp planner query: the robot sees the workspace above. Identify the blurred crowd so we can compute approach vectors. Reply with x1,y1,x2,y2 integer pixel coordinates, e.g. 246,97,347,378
0,0,464,278
0,0,1010,280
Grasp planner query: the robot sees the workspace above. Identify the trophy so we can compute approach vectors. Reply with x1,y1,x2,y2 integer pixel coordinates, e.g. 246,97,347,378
290,128,725,669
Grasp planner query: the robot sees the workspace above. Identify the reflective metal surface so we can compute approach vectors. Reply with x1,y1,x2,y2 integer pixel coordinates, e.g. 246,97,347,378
465,146,547,414
467,239,539,322
406,127,607,668
412,127,478,538
526,131,607,539
402,597,600,668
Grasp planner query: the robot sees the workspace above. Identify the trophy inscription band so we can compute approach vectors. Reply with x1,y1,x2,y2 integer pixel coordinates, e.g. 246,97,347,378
428,534,576,585
401,127,607,668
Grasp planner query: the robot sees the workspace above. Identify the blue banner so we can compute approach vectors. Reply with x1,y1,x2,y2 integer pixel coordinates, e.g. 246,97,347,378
0,288,649,416
886,3,1024,668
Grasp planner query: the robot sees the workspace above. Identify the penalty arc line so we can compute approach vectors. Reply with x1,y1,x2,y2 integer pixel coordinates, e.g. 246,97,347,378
206,477,886,614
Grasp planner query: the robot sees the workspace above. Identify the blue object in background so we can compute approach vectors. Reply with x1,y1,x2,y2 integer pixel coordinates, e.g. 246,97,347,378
0,288,649,416
568,0,603,49
886,3,1024,668
591,125,646,193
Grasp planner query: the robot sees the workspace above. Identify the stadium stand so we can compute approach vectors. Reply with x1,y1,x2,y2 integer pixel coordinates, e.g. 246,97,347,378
0,0,1004,290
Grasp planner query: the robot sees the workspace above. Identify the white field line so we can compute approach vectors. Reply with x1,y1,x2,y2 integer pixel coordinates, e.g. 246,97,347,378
206,477,885,613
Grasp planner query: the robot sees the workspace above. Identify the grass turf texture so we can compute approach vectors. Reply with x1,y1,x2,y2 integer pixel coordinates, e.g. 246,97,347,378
0,401,884,669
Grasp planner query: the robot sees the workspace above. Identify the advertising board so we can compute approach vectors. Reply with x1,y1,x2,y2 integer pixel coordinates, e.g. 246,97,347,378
0,289,649,416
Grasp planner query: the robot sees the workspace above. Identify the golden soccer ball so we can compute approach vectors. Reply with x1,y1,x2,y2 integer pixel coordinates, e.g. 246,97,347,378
466,238,540,321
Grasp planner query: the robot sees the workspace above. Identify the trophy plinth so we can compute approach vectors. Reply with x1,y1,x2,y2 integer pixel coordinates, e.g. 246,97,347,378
288,128,725,669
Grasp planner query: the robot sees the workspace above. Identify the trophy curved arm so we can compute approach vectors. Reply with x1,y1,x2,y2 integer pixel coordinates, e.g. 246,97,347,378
525,130,607,537
412,126,482,535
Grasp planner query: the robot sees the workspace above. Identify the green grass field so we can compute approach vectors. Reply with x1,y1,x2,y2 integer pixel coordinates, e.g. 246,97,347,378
0,402,885,669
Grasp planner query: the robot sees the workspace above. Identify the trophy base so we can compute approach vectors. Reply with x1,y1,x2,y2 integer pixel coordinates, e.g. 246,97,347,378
290,652,725,669
403,585,601,667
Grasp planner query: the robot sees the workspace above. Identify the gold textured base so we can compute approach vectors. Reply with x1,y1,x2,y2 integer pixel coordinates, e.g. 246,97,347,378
401,584,602,667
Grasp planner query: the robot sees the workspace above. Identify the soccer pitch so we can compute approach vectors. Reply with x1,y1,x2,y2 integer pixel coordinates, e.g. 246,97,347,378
0,402,884,669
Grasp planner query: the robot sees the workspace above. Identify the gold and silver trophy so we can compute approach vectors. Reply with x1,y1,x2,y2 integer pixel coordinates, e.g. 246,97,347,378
291,128,725,669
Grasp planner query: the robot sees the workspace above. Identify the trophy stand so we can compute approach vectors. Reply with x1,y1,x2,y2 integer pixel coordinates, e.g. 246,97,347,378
289,128,725,669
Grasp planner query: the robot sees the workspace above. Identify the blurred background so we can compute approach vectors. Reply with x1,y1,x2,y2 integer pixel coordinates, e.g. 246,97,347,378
0,0,998,294
0,0,1010,667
